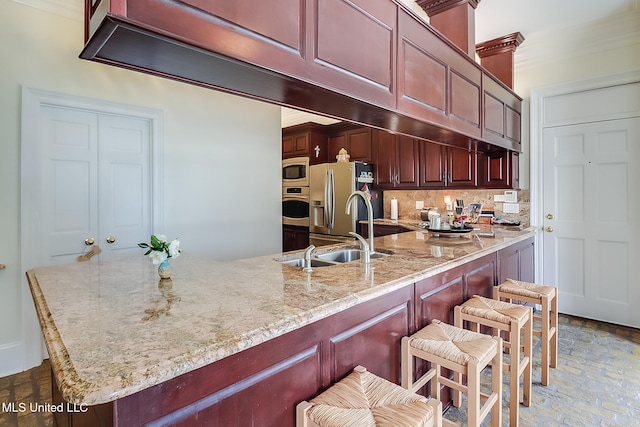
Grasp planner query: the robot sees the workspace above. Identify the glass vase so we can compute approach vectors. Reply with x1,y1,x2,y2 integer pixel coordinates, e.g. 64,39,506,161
158,259,172,279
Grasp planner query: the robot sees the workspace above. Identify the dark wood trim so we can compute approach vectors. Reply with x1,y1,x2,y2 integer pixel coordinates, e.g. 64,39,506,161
476,32,525,58
416,0,480,16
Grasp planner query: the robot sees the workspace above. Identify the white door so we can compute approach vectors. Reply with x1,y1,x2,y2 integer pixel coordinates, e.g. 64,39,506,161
542,118,640,327
39,105,152,265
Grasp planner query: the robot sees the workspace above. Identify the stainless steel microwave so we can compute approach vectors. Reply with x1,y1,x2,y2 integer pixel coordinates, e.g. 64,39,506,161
282,157,309,187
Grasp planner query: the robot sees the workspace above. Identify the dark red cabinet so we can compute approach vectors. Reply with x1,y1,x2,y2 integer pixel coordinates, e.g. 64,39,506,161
480,149,520,189
282,124,328,165
327,126,373,163
283,225,310,252
373,130,419,189
418,141,478,189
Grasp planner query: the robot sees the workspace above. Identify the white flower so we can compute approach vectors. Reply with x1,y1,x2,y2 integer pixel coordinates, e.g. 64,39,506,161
149,250,168,265
168,239,181,259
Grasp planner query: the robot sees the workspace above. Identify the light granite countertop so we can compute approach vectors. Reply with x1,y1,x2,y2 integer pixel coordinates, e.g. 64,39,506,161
26,225,535,406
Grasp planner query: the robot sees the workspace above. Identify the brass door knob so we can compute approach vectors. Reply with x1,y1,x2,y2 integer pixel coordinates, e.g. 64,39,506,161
546,213,554,220
545,226,553,232
85,237,95,246
106,236,116,244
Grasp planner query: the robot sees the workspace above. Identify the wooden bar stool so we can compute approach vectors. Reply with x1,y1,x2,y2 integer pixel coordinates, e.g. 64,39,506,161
494,278,558,386
296,365,443,427
454,295,533,426
401,319,502,427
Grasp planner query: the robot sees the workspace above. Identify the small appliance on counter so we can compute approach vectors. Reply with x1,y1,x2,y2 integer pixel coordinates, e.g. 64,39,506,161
309,162,382,246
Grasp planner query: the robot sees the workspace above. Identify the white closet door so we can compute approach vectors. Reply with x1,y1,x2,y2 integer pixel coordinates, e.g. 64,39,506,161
542,117,640,327
38,106,152,265
98,114,152,257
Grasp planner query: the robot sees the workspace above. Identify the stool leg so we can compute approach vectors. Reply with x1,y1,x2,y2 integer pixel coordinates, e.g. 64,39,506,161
523,309,532,407
509,320,520,427
468,360,481,427
453,308,463,407
401,337,412,391
551,291,558,369
431,362,441,403
541,295,550,386
492,337,503,427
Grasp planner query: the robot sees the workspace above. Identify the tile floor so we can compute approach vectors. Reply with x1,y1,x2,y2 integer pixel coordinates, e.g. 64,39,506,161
0,314,638,427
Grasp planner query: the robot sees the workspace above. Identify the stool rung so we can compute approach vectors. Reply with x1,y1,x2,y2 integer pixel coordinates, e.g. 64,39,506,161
477,392,499,423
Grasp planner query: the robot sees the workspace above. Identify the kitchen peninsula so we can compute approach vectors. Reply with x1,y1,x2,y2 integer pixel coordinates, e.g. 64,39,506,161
27,226,534,426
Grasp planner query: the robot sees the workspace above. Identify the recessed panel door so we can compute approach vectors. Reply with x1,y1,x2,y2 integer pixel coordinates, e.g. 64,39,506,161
542,118,640,327
39,106,152,265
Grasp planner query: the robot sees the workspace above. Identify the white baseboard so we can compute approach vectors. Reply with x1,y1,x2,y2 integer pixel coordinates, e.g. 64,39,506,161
0,342,24,377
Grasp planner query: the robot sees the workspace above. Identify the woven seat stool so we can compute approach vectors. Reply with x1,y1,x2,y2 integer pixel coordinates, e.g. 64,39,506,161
401,320,502,427
454,295,532,426
296,365,442,427
494,278,558,386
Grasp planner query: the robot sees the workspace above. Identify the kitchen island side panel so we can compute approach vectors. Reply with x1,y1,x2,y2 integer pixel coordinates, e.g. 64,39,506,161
108,285,414,426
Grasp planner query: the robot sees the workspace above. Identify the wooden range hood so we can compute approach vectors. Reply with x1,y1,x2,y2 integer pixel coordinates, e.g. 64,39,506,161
80,0,522,152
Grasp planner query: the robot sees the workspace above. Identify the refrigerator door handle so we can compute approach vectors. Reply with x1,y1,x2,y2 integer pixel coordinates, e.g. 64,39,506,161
323,170,330,228
327,169,335,229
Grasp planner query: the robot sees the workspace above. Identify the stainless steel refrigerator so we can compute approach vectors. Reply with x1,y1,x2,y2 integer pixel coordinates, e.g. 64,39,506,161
309,162,382,246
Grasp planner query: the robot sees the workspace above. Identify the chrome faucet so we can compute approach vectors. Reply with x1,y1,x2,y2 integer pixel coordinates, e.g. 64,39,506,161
303,245,315,273
349,232,370,264
345,190,374,258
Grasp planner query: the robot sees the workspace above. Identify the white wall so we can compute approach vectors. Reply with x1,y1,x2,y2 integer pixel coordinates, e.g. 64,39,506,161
0,2,282,375
513,9,640,190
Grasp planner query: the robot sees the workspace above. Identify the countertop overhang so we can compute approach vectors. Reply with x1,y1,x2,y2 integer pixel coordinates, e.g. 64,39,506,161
26,226,535,405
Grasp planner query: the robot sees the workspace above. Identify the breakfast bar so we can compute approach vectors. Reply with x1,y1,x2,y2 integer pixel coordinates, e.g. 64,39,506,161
26,226,534,426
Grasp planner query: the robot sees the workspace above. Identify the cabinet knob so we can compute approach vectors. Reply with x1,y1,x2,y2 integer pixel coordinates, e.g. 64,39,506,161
85,237,95,246
106,236,116,244
545,226,553,232
546,213,553,220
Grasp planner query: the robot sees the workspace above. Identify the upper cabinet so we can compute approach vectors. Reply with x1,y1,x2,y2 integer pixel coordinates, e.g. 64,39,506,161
397,10,482,140
82,0,521,152
327,126,373,163
282,124,328,165
373,131,419,189
418,141,478,189
482,74,522,151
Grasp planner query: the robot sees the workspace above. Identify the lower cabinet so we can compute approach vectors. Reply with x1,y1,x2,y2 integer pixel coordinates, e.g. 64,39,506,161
497,236,534,283
58,239,532,426
283,225,310,252
361,223,410,238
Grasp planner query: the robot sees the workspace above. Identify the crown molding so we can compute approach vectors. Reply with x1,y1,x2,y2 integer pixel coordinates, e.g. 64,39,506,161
476,32,525,58
10,0,83,20
416,0,480,16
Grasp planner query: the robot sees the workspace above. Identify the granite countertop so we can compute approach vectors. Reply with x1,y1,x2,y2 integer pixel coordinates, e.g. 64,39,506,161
26,226,535,406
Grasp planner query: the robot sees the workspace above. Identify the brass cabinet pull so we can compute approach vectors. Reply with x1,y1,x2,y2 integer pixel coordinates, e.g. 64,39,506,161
106,236,116,244
546,213,554,220
545,226,554,232
85,237,95,246
0,264,6,270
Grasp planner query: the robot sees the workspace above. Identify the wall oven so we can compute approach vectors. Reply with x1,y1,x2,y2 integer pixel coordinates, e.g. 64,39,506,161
282,186,310,227
282,157,309,187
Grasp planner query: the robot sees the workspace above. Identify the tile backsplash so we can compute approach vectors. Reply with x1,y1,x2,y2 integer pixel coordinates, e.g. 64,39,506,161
383,189,530,226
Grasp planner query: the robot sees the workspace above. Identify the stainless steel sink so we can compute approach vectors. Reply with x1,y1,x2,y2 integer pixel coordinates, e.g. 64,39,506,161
280,258,337,268
279,247,391,269
316,249,389,263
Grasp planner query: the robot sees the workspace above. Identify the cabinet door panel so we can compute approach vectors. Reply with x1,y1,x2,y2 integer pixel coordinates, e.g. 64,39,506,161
373,130,396,188
183,0,303,52
348,128,372,162
330,302,411,384
448,147,477,187
396,135,419,187
450,70,480,129
313,0,396,107
465,256,497,299
419,141,447,188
